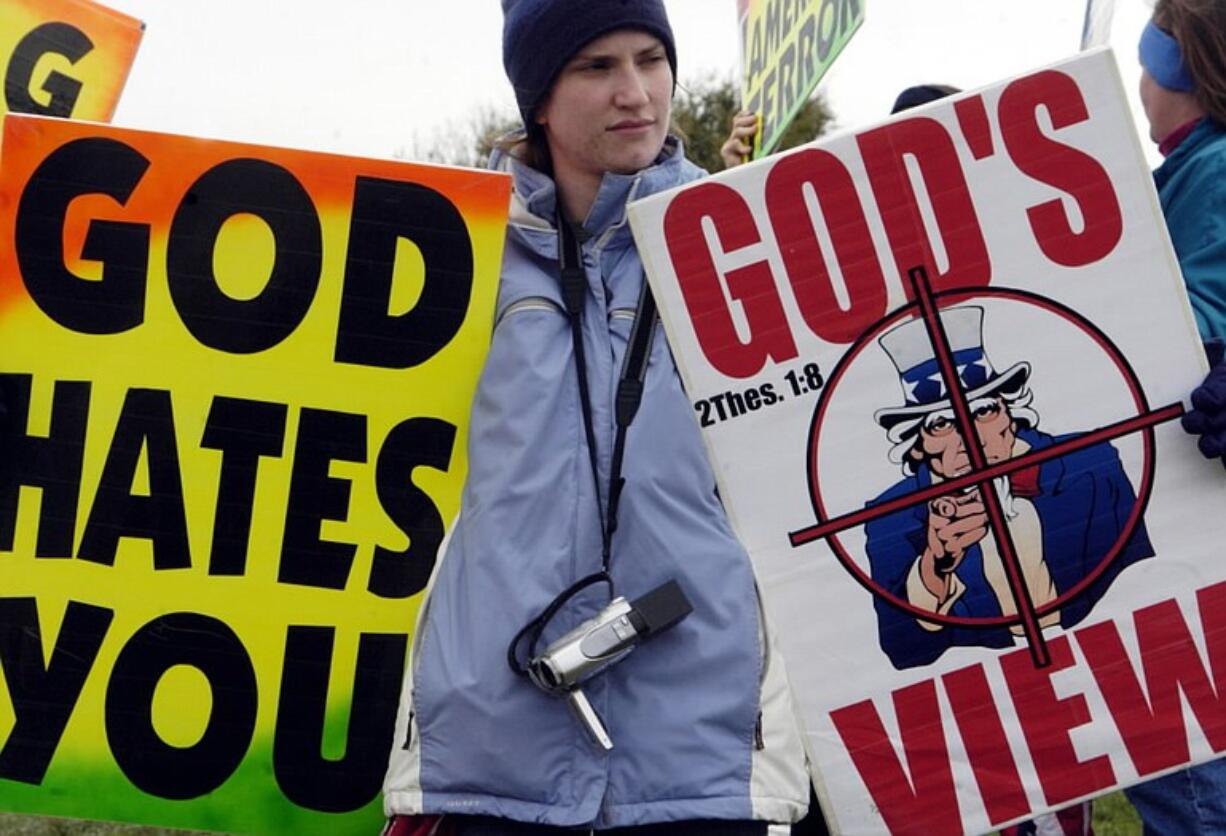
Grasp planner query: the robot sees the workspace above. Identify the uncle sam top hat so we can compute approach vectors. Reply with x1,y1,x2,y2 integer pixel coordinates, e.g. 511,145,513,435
874,306,1030,438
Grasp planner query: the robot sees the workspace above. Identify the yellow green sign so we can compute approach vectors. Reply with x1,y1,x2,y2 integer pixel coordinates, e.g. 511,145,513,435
739,0,864,157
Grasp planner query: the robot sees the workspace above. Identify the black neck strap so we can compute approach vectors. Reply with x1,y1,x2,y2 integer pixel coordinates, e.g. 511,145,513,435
505,218,657,678
557,216,656,572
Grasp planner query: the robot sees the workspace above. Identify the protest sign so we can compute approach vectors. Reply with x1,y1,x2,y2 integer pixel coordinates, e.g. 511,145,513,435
629,49,1223,834
0,0,142,121
0,114,508,834
738,0,863,158
1081,0,1116,49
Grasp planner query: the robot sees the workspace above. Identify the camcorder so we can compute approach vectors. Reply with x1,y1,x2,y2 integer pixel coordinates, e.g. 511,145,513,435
528,579,693,750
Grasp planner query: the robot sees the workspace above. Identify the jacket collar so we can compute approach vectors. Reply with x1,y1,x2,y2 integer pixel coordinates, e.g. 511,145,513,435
1155,118,1224,190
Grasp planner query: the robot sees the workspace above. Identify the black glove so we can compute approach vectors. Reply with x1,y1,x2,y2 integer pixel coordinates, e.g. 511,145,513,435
1182,338,1226,465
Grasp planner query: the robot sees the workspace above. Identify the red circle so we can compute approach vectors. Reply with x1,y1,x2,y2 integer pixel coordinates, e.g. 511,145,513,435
804,287,1156,629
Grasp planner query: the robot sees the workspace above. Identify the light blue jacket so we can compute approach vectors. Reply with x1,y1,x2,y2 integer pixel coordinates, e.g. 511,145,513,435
1154,118,1226,340
382,139,808,828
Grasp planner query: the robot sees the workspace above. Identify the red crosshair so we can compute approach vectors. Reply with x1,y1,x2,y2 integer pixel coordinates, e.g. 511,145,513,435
788,266,1185,667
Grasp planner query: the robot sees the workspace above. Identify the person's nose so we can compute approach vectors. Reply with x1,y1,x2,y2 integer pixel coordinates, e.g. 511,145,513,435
612,64,651,109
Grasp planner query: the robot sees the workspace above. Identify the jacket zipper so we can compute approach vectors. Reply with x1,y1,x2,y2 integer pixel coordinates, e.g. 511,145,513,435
754,583,769,751
496,296,563,328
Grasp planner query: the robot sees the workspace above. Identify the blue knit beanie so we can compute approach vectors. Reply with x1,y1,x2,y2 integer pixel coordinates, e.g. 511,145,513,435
502,0,677,128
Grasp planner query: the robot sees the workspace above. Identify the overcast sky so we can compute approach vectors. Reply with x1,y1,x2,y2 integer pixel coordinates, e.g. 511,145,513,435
99,0,1158,166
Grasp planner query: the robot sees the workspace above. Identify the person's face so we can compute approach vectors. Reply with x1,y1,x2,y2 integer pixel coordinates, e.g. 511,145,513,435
1139,67,1203,144
535,29,672,183
916,397,1016,478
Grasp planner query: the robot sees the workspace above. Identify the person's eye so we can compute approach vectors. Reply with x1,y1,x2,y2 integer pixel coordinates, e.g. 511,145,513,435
974,402,1001,420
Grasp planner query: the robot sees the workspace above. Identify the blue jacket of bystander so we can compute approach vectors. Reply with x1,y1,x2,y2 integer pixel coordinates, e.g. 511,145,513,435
1154,118,1226,339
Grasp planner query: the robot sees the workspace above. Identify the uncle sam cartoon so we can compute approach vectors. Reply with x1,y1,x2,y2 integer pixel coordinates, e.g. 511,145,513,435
863,306,1154,669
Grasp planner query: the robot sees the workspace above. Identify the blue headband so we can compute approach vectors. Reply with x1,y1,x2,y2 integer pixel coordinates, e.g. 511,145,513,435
1139,19,1196,92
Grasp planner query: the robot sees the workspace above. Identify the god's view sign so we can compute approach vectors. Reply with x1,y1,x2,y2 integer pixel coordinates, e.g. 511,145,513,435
0,0,142,121
0,114,508,834
632,50,1226,834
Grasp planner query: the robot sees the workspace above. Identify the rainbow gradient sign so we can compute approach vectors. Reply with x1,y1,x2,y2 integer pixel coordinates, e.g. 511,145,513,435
0,0,143,121
0,114,508,834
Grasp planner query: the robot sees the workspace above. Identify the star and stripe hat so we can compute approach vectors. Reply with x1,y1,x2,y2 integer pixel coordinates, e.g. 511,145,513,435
873,306,1030,437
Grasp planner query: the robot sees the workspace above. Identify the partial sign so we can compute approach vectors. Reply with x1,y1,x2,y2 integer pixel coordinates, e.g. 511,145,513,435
1081,0,1116,49
0,114,508,834
630,49,1221,834
0,0,142,121
738,0,864,157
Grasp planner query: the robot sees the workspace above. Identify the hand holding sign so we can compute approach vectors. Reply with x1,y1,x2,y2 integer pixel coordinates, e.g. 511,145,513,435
1182,341,1226,464
719,110,759,169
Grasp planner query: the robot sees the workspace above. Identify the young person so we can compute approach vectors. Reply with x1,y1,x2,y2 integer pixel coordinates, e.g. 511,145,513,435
381,2,809,834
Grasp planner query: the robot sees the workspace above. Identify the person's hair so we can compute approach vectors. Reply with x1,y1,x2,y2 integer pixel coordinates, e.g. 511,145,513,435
889,386,1039,476
494,124,552,174
890,84,961,115
1154,0,1226,124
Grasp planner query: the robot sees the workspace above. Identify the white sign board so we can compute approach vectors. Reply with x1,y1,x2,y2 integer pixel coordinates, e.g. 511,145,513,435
629,49,1223,835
